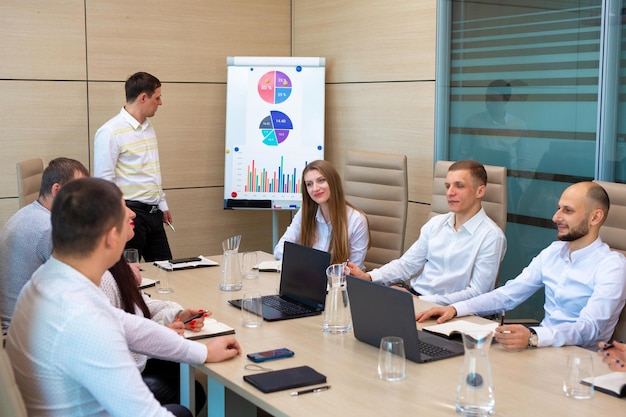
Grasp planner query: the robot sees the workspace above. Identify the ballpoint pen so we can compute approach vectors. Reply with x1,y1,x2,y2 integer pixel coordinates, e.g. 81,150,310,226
290,385,331,396
183,310,205,324
166,221,175,232
499,311,511,334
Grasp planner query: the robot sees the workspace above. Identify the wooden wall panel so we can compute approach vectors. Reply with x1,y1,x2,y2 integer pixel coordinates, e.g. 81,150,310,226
0,0,441,256
325,82,435,205
0,200,19,230
293,0,436,83
163,188,277,258
86,0,292,82
0,0,86,80
88,82,227,188
0,81,89,198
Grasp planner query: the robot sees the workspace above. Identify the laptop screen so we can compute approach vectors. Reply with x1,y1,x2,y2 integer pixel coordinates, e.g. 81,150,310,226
279,242,330,307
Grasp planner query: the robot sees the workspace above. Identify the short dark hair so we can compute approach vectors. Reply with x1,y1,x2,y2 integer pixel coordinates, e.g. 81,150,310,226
448,160,488,186
51,178,125,257
125,72,161,103
587,182,610,223
39,157,89,197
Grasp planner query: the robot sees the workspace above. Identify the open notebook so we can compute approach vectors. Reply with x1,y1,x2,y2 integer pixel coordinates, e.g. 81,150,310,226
154,256,218,271
183,318,235,340
422,319,499,339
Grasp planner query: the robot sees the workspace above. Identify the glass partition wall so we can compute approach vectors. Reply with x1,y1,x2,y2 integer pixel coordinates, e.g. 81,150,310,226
435,0,624,319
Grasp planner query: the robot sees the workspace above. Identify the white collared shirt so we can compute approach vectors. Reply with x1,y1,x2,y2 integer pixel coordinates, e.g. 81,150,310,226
369,208,506,305
273,205,370,269
7,257,206,416
454,238,626,348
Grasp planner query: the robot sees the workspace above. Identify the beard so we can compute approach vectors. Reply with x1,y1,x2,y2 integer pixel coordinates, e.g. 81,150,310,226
557,221,589,242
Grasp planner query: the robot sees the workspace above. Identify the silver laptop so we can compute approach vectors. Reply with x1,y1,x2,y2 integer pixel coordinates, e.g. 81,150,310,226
346,275,464,363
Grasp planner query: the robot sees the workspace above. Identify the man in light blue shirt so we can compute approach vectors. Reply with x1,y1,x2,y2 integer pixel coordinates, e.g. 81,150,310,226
348,160,507,305
0,157,89,334
417,181,626,350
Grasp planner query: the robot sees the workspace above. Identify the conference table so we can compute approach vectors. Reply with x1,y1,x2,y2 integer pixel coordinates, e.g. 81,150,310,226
142,252,624,417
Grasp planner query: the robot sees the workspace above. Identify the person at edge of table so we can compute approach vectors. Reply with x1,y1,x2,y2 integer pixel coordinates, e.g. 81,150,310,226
6,177,241,417
0,157,89,335
348,159,506,306
100,206,208,414
94,71,172,262
274,159,370,269
416,181,626,351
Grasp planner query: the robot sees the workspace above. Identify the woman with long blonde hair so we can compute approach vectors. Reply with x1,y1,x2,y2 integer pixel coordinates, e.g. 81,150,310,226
274,160,369,268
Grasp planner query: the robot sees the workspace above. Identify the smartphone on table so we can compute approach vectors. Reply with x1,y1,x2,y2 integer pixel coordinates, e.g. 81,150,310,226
247,348,294,363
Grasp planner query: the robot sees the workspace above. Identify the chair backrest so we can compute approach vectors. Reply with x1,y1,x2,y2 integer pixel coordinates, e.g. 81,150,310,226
16,158,44,208
593,180,626,341
0,347,28,417
429,160,507,232
593,181,626,256
344,150,408,271
612,307,626,343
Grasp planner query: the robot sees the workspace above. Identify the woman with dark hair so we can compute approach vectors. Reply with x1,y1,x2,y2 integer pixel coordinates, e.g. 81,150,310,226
274,159,370,268
100,208,207,413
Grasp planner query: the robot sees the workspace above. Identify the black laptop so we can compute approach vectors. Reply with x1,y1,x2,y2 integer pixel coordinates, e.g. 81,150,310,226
229,242,331,321
346,275,464,363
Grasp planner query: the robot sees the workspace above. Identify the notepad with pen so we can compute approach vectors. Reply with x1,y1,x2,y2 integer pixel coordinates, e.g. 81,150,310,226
153,256,218,271
243,366,327,393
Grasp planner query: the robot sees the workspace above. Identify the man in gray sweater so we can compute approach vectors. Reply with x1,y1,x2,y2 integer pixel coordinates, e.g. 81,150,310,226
0,157,89,334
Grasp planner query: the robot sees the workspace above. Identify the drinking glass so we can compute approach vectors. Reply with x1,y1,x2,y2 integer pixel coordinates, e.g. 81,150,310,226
563,351,594,399
156,265,174,294
241,252,259,279
241,292,264,328
378,336,406,381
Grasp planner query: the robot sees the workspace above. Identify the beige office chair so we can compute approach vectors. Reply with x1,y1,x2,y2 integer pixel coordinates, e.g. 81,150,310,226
16,157,44,208
429,160,507,233
594,180,626,342
0,347,27,417
344,150,408,271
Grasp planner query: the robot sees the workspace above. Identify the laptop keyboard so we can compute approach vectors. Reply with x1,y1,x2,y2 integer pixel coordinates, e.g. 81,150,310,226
420,342,454,358
263,297,311,315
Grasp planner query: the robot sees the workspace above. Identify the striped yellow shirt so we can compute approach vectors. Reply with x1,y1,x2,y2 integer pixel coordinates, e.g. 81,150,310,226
94,107,168,211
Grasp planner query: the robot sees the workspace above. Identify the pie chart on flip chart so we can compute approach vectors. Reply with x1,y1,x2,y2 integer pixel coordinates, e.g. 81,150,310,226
258,71,292,104
260,111,293,146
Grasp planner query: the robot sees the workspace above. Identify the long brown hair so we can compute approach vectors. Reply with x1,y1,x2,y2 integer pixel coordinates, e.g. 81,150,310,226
108,257,151,318
299,160,363,264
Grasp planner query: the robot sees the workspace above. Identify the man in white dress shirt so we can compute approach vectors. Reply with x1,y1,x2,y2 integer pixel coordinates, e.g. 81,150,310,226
94,71,172,262
416,181,626,350
6,178,241,417
348,160,507,305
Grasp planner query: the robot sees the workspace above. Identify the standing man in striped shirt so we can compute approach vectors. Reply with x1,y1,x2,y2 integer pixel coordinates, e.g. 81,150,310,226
94,72,172,262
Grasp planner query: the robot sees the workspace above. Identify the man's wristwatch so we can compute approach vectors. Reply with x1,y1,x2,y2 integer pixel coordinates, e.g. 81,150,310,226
528,328,538,348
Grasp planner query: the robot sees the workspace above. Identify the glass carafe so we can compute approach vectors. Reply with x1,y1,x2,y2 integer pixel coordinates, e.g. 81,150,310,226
456,330,495,416
323,263,352,334
219,235,242,291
